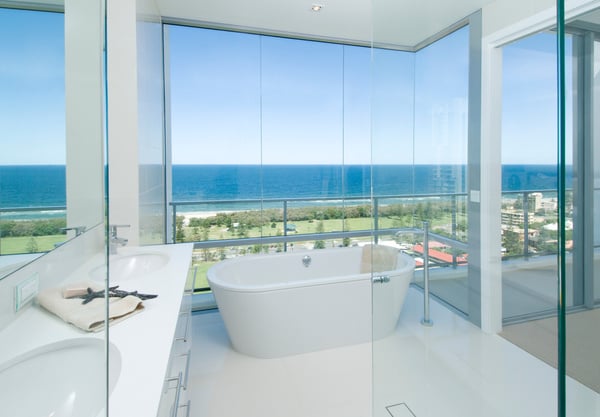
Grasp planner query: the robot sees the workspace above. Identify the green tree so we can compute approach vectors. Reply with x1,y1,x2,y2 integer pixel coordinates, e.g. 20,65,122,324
314,220,325,249
26,237,39,253
503,230,522,256
176,215,185,242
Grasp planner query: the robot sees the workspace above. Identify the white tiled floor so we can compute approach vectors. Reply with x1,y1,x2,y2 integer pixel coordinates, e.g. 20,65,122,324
188,288,600,417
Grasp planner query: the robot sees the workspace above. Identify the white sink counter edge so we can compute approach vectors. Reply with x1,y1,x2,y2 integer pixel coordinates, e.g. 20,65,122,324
0,243,194,417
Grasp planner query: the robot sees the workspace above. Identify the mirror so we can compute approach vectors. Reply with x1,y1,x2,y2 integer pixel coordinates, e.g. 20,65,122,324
0,0,105,278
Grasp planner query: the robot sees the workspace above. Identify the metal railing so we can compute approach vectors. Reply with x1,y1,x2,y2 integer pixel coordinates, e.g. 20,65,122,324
170,192,468,250
170,188,571,264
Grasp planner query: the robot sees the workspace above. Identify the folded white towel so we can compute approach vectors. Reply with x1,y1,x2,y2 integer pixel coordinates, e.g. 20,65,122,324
37,281,144,332
360,244,398,274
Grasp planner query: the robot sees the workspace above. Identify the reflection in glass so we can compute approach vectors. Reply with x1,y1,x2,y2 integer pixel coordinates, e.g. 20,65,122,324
0,8,67,258
501,31,574,321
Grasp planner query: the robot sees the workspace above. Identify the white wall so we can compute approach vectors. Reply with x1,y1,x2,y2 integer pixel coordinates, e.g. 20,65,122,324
483,0,555,38
137,1,167,245
107,0,140,245
65,0,106,234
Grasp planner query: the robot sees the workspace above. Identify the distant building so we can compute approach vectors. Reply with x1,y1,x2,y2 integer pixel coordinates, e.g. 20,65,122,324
501,209,534,226
527,192,543,212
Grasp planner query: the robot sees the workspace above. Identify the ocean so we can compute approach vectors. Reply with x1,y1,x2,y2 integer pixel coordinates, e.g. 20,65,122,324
0,164,570,213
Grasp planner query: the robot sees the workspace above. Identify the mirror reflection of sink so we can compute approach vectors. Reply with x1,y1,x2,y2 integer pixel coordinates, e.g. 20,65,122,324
0,338,121,417
90,252,170,280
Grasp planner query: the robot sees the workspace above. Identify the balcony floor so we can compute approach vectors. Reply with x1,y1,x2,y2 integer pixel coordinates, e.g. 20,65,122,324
188,288,600,417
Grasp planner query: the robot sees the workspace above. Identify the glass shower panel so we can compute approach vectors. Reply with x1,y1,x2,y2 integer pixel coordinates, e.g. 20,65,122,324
565,12,600,413
370,43,416,417
594,40,600,302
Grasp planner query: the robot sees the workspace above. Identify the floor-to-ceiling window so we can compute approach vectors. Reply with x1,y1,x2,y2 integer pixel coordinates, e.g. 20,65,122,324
166,23,475,312
166,26,383,290
412,25,471,316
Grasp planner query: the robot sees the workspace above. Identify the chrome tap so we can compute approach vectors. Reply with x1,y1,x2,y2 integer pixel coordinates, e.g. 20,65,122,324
61,225,86,237
109,224,130,254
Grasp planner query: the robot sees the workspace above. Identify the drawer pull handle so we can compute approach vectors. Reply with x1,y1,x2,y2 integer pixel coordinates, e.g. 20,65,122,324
171,372,183,417
175,311,190,342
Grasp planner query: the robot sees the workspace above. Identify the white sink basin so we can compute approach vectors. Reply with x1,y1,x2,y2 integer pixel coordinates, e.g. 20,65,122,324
0,338,121,417
90,252,170,280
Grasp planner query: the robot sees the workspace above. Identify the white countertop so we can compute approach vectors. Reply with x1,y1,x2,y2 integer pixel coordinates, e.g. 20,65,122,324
0,243,193,417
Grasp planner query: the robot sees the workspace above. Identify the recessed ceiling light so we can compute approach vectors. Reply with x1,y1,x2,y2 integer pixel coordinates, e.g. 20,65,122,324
311,4,322,12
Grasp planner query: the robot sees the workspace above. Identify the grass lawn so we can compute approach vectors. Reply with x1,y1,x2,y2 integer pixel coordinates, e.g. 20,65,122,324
0,235,66,255
181,213,463,243
181,211,468,293
188,260,216,290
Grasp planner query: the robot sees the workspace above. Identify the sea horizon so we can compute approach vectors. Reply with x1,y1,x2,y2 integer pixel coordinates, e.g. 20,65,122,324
0,164,571,213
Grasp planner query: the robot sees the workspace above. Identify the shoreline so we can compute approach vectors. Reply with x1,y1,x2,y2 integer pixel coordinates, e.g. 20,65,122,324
179,210,235,220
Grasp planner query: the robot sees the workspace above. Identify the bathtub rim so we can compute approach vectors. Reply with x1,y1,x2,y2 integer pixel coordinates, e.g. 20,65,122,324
207,247,415,293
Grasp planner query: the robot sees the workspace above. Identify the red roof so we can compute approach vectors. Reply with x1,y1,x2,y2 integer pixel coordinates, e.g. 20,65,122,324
412,244,468,265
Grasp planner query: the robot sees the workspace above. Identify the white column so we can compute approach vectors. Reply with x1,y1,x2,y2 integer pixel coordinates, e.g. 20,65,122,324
65,0,105,235
107,0,140,246
479,38,503,334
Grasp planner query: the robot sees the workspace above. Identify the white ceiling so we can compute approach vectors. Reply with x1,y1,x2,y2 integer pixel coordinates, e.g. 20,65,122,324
573,8,600,25
155,0,494,49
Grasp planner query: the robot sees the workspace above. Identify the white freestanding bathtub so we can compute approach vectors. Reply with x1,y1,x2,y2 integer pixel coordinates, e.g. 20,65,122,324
207,244,415,358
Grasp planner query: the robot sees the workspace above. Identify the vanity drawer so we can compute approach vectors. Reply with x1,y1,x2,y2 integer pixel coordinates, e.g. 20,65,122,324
157,266,194,417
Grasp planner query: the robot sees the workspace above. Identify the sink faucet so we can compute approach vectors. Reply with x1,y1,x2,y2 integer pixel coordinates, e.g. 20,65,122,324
61,225,86,237
109,224,130,254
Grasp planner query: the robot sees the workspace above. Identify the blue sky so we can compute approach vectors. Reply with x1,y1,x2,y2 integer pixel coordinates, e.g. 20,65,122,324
0,7,565,166
0,8,65,165
168,24,561,166
502,32,572,165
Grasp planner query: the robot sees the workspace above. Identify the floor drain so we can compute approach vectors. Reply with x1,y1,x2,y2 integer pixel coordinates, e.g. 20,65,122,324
386,403,416,417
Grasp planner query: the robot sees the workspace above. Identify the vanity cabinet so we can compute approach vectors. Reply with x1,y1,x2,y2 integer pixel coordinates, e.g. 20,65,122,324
157,267,195,417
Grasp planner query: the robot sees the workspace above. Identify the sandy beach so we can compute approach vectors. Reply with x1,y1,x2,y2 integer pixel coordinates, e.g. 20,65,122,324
179,210,235,224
